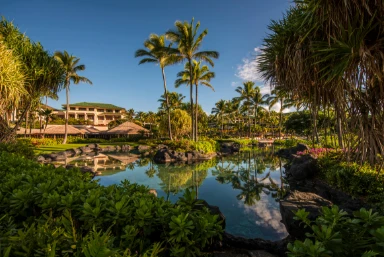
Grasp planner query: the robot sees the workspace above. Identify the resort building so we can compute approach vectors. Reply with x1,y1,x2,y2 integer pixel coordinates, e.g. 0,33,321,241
54,102,127,125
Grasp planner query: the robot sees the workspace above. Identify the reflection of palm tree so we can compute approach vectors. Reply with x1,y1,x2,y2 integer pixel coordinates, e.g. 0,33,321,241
145,160,157,178
212,162,235,184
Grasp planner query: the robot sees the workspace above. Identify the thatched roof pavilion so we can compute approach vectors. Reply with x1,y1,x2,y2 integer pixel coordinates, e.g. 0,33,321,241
43,125,84,135
106,121,149,136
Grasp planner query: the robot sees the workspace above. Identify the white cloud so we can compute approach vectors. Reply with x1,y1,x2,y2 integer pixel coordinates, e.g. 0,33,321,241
231,81,240,88
236,47,265,82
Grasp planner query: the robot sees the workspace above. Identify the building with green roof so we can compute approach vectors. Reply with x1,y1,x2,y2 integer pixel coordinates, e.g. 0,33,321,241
54,102,127,125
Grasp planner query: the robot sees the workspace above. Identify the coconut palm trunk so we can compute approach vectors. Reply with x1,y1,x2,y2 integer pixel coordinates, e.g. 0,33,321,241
63,80,69,144
189,60,195,141
195,83,199,141
161,68,173,140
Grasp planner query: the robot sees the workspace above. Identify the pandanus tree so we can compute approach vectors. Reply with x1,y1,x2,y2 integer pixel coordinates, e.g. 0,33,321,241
166,18,219,141
135,34,177,140
258,0,384,164
175,60,215,141
235,81,256,138
0,19,65,142
54,51,92,144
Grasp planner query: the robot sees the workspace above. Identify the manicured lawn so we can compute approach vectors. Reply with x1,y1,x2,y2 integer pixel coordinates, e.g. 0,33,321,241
35,142,141,154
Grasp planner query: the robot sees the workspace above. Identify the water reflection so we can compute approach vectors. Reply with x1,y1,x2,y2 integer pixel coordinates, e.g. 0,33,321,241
76,148,288,240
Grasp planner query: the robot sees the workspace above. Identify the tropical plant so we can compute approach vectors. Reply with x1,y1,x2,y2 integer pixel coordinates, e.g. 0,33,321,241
158,92,185,111
175,60,215,141
135,34,177,140
54,50,92,144
211,100,227,137
160,109,192,139
235,81,256,137
166,18,219,141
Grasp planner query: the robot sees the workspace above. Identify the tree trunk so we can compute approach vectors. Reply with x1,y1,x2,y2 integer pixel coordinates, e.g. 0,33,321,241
279,99,283,139
188,59,195,141
24,110,29,138
63,80,69,144
336,104,344,149
161,68,173,140
195,83,199,141
248,107,251,138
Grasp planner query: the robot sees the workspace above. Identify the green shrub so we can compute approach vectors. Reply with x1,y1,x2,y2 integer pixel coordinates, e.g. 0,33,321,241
217,138,258,147
0,152,223,256
0,140,35,159
317,154,384,208
288,206,384,257
163,139,219,153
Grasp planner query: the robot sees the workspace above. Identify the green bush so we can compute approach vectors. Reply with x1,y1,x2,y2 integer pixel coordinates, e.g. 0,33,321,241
0,140,35,159
163,139,219,153
0,151,223,256
317,155,384,206
217,138,258,147
288,206,384,257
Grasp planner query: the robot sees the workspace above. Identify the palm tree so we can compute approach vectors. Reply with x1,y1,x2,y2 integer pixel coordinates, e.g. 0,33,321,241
158,92,185,111
135,34,177,140
175,60,215,141
251,86,266,137
235,81,256,138
54,51,92,144
211,100,227,137
166,18,219,141
38,109,53,137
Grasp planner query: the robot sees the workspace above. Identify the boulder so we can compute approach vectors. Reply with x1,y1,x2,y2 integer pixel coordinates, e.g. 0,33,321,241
79,166,95,174
86,143,98,149
276,143,310,159
149,189,157,197
64,148,77,157
79,146,92,154
220,142,240,154
154,148,173,163
37,155,45,162
53,153,66,161
286,154,317,180
279,190,332,239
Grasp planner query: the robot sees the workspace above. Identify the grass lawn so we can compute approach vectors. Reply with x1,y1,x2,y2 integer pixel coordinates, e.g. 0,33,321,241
35,142,141,155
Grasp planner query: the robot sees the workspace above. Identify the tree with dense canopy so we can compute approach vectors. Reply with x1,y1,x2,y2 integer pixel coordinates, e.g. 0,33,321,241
235,81,256,137
54,50,92,144
166,18,219,141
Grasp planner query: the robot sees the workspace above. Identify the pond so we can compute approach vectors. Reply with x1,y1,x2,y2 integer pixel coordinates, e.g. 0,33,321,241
69,148,289,241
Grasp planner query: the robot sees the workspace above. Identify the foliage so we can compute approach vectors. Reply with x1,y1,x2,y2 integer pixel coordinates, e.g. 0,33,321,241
160,109,191,139
288,206,384,257
164,139,219,154
0,151,223,256
0,141,35,159
317,154,384,207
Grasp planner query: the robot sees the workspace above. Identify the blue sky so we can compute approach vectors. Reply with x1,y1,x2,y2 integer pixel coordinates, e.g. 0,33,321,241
1,0,291,113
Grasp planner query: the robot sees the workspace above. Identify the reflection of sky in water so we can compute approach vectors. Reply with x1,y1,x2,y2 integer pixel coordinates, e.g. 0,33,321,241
95,151,288,240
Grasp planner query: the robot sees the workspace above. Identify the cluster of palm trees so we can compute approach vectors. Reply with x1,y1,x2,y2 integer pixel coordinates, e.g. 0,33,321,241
0,18,92,144
135,18,218,141
211,81,292,138
257,0,384,165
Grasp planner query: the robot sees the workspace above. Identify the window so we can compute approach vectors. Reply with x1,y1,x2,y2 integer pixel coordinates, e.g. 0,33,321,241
98,116,104,120
79,108,86,111
89,108,94,111
106,109,113,113
97,109,104,112
70,107,76,111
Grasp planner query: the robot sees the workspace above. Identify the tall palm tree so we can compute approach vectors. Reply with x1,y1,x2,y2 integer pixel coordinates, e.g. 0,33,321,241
235,81,256,138
54,51,92,144
175,60,215,141
135,34,177,140
251,87,266,137
166,18,219,141
211,99,227,137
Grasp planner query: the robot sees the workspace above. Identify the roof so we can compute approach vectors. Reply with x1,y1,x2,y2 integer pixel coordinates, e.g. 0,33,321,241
61,102,125,110
43,125,84,135
106,121,149,135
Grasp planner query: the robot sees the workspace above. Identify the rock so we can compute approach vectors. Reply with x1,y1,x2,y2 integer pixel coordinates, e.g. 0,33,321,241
37,155,45,162
53,153,66,161
276,143,310,159
137,145,151,152
65,164,76,169
220,142,240,154
64,148,77,157
157,144,168,150
248,250,278,257
154,148,173,163
79,146,92,153
86,143,98,149
280,190,332,239
79,166,95,174
149,189,157,197
286,154,317,180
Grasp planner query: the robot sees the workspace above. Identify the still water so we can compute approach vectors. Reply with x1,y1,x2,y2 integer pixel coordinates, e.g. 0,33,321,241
70,149,289,241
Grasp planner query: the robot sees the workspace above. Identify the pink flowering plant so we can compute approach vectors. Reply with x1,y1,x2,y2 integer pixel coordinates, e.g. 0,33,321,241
296,148,333,158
